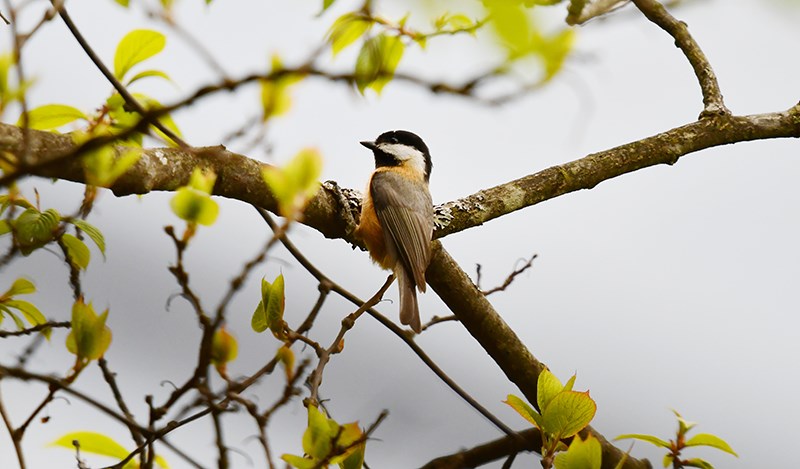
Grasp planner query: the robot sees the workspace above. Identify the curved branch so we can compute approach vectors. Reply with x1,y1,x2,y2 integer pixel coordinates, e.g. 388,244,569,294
631,0,729,117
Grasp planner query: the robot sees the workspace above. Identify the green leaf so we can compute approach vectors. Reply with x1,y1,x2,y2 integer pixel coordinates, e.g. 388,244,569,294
50,431,128,459
265,274,286,335
662,454,674,468
113,0,130,7
504,394,542,429
170,188,219,226
682,458,715,469
3,277,35,297
334,422,365,467
304,405,333,459
170,169,219,226
685,433,738,457
673,409,697,436
281,454,317,469
554,434,602,469
321,0,336,12
21,104,86,130
132,93,183,147
4,299,45,324
61,233,90,270
487,2,530,54
615,433,671,449
14,208,60,255
328,13,372,56
210,326,238,369
125,69,172,86
354,33,405,94
251,300,267,333
540,390,596,439
0,220,11,236
262,148,323,219
537,368,564,412
82,145,142,187
70,218,106,256
114,29,166,81
66,299,112,362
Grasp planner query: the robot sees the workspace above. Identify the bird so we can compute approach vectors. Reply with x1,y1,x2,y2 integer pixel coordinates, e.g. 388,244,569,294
355,130,434,333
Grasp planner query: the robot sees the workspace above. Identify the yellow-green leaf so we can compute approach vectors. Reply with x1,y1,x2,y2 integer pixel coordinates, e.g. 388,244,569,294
265,274,285,335
328,13,372,56
61,233,90,270
251,300,267,333
66,299,112,362
210,327,238,370
14,208,60,255
114,29,166,81
125,69,172,86
276,345,295,381
304,405,334,459
685,433,738,457
50,431,128,459
615,433,671,449
281,454,317,469
540,390,596,439
3,277,35,297
554,434,602,469
262,148,323,219
504,394,542,429
537,368,564,412
354,33,405,94
3,300,47,335
488,2,530,54
21,104,86,130
70,219,106,257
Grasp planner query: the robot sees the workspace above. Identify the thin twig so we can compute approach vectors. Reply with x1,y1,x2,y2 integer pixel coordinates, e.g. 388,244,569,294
481,254,537,296
256,208,518,438
307,275,394,407
0,321,69,338
0,387,26,469
631,0,729,117
51,1,189,147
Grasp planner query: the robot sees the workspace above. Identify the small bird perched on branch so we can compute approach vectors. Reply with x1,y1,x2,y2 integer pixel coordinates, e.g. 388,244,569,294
356,130,434,333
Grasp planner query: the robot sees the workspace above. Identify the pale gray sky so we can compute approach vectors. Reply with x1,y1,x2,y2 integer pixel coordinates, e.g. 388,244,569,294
1,1,798,468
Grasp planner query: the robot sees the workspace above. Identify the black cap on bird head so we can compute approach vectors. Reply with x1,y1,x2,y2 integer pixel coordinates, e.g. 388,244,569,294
360,130,433,180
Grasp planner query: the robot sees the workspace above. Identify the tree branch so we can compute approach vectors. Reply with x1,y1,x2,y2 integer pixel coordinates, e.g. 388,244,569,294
631,0,729,117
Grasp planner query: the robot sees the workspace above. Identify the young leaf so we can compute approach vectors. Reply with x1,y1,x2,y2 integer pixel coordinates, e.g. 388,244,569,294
614,433,671,449
537,368,564,412
50,431,128,459
3,300,47,336
354,33,405,94
554,434,602,469
66,299,112,363
281,454,317,469
2,278,36,298
276,345,295,381
211,327,238,376
69,218,106,257
685,433,738,456
540,390,596,439
682,458,715,469
265,274,286,335
262,148,323,219
251,300,267,332
170,168,219,226
304,405,334,459
125,69,172,86
114,29,167,81
61,233,91,270
14,208,60,255
21,104,86,130
328,13,372,56
504,394,542,429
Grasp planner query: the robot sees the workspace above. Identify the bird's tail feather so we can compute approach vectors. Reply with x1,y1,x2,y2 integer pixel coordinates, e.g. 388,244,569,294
397,270,421,333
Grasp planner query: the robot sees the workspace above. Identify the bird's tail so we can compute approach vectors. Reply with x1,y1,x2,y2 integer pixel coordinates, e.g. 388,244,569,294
397,269,422,333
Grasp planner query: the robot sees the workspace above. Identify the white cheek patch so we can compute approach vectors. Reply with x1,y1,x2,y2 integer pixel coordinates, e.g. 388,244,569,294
379,143,427,174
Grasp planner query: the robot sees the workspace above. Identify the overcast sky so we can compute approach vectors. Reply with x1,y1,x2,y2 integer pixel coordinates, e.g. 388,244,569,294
2,1,799,468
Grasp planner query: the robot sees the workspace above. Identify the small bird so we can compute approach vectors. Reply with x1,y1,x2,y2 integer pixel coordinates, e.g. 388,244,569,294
356,130,434,333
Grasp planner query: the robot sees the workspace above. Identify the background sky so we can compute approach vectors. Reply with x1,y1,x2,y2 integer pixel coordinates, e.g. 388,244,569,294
1,0,799,468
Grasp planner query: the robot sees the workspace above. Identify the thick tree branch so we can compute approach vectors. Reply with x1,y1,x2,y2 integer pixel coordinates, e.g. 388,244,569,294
2,105,798,467
631,0,729,117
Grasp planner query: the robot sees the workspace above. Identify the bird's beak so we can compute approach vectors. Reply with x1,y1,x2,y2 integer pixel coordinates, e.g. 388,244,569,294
360,140,378,151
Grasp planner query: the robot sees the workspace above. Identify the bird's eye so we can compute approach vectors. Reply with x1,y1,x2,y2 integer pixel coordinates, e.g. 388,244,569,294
389,137,398,144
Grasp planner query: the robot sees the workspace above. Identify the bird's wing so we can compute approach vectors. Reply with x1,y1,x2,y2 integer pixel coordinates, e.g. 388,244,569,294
370,171,433,289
